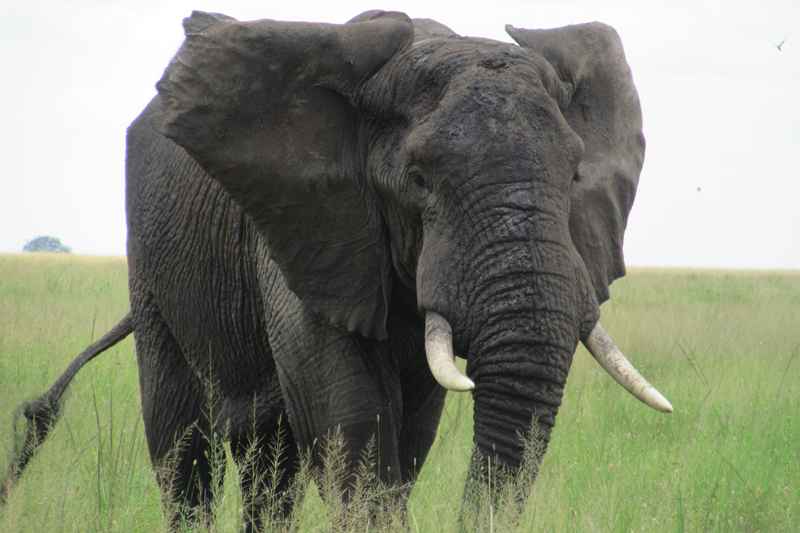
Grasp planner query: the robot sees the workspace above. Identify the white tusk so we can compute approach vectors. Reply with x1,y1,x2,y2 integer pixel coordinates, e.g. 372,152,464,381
424,311,475,392
582,323,673,413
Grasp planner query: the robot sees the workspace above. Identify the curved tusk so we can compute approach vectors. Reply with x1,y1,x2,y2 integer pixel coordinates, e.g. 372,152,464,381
425,311,475,392
582,323,673,413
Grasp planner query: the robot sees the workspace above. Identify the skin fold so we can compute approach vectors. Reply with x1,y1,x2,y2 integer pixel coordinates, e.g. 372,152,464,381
3,10,648,530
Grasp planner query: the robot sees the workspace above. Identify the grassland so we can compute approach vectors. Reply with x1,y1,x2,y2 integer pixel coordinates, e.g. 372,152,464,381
1,253,798,532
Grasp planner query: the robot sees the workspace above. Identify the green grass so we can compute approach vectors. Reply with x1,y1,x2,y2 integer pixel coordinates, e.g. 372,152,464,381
520,269,800,532
1,254,799,531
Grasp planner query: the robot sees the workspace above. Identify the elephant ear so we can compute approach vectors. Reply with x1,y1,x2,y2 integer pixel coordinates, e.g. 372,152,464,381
347,10,456,43
507,23,645,304
152,11,414,339
410,18,457,43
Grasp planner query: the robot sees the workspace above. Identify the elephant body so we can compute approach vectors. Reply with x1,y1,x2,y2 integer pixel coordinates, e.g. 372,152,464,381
5,10,670,529
127,96,445,514
127,97,293,511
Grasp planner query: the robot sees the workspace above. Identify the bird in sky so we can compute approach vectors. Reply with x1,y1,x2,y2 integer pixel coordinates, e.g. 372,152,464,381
771,38,786,51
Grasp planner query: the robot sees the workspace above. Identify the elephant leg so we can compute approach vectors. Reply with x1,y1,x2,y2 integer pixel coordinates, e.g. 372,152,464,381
262,271,404,494
285,337,404,491
230,413,300,532
131,291,217,528
271,328,404,491
398,368,447,484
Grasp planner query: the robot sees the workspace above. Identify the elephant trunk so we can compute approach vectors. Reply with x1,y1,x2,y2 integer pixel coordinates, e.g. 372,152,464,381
468,322,574,472
462,260,589,479
416,183,593,474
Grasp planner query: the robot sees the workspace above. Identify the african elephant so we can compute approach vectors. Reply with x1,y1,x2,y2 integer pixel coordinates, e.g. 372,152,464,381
3,9,671,529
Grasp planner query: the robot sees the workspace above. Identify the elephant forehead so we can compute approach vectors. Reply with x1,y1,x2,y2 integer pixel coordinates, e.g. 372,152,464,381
404,69,582,171
418,70,553,134
379,41,573,143
407,40,559,101
366,38,538,112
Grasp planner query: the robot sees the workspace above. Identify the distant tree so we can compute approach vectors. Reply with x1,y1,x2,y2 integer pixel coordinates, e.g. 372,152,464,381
23,236,73,253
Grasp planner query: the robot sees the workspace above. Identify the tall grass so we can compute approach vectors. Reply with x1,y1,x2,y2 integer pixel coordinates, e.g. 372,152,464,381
520,268,800,532
0,253,162,531
1,254,798,531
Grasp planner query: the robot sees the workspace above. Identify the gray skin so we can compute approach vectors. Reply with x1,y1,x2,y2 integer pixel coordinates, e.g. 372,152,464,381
4,9,645,529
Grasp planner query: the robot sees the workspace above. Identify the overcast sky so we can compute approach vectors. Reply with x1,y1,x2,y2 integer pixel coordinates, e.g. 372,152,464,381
1,0,798,269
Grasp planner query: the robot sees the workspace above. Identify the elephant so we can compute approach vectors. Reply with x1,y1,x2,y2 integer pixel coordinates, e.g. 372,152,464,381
3,9,672,529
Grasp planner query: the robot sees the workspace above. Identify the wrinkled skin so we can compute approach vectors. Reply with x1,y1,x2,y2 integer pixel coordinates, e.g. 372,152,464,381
5,9,647,529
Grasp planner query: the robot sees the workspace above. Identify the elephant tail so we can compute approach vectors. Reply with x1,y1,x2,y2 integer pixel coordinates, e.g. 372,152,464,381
1,312,134,504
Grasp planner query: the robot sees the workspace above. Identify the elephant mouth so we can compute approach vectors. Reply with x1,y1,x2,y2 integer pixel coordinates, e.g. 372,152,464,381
390,238,416,291
423,310,672,413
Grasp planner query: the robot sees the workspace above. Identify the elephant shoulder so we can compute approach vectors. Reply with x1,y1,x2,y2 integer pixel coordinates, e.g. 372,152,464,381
126,95,201,192
126,96,172,167
124,95,212,243
128,95,163,136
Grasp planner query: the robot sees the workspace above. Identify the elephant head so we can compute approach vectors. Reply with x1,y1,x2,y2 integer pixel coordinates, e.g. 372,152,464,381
152,9,669,484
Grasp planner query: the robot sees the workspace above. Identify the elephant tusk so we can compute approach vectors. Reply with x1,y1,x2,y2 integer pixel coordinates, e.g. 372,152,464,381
425,311,475,392
582,323,673,413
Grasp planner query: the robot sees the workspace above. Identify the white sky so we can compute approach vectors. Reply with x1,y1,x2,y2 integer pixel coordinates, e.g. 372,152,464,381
1,0,798,269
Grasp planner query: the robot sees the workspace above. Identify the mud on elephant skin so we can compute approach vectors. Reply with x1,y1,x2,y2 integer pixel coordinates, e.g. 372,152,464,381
3,9,671,528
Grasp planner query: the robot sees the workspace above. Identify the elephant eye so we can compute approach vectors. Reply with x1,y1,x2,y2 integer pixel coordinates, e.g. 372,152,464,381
409,171,427,189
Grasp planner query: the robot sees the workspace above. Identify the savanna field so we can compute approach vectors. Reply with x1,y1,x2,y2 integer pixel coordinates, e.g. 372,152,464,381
0,253,798,532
